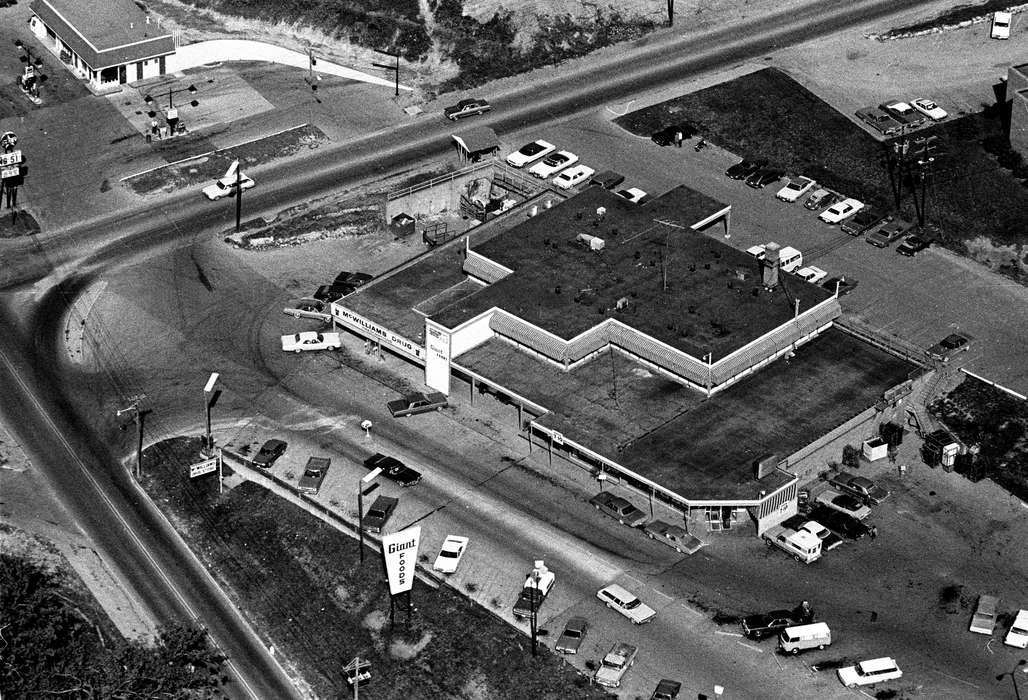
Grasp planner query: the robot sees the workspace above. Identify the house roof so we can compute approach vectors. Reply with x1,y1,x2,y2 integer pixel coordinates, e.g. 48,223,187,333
31,0,175,70
452,126,499,154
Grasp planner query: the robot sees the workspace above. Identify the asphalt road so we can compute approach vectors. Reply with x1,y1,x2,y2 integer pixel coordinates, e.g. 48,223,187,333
0,0,979,696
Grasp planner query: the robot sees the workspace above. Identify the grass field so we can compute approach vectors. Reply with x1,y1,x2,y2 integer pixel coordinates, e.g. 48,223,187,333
615,68,1028,283
141,437,613,700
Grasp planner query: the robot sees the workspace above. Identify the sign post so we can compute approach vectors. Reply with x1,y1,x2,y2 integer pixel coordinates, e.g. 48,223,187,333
357,468,382,564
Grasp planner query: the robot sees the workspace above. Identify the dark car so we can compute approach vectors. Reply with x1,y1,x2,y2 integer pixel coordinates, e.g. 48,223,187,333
443,97,491,121
651,679,683,700
364,453,422,487
589,170,626,190
588,491,648,527
298,456,331,495
741,609,800,639
252,439,287,468
821,276,858,296
363,495,398,534
745,167,785,189
651,122,698,146
807,505,871,540
896,234,931,256
855,107,903,136
926,332,972,363
312,284,354,303
555,617,588,654
840,206,886,236
387,391,448,418
866,218,913,248
333,271,373,289
725,158,767,179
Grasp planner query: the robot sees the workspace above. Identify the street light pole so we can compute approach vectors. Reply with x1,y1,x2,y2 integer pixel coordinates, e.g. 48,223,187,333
203,372,219,456
357,468,382,564
530,569,540,657
117,402,149,479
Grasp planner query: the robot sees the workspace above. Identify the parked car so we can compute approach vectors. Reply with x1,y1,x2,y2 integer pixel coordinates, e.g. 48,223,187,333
818,198,863,224
298,456,331,495
281,331,342,353
926,332,972,362
443,97,491,121
881,100,927,127
896,234,931,256
745,166,785,189
589,492,648,527
555,616,589,654
312,284,358,303
804,188,836,210
970,594,1000,635
840,206,886,236
597,583,656,624
651,122,698,146
829,471,890,505
364,453,422,487
643,521,696,553
432,535,469,574
333,271,373,289
794,266,828,284
816,489,872,520
528,150,579,178
866,218,912,247
746,244,767,260
594,642,638,688
553,164,596,190
506,140,556,168
838,657,902,688
821,276,858,296
855,107,903,136
252,439,287,468
202,173,255,200
1005,609,1028,648
589,170,626,190
911,98,947,121
363,495,398,534
651,680,683,700
387,391,448,417
725,158,766,179
615,187,647,203
775,176,816,202
992,11,1012,39
799,521,844,551
741,609,801,640
284,297,327,318
807,505,870,540
513,560,555,619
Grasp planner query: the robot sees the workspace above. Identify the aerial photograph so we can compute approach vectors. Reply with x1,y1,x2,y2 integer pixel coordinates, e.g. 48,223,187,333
2,0,1028,698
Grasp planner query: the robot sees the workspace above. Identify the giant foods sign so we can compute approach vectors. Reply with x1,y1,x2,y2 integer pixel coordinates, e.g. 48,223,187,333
381,526,420,595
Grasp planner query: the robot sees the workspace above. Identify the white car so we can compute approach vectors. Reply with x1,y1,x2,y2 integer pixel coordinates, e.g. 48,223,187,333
819,198,864,224
528,150,579,179
992,11,1012,39
506,140,556,168
911,98,947,121
280,331,342,353
615,187,647,203
746,244,766,260
553,164,596,190
775,176,816,202
1006,610,1028,648
202,174,255,200
794,266,828,284
432,535,469,574
838,657,902,688
597,583,656,624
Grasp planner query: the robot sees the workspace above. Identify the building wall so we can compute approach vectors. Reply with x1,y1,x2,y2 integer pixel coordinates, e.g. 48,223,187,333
1012,90,1028,158
449,311,496,357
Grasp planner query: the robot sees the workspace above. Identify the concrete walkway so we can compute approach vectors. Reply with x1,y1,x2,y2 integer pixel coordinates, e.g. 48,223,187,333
166,40,411,92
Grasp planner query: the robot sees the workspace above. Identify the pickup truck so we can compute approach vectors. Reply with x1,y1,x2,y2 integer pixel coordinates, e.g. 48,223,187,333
970,594,1000,635
512,561,555,619
763,524,822,563
594,642,638,688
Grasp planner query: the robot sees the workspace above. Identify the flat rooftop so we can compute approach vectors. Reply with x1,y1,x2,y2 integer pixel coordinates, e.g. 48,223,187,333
456,327,916,501
432,185,832,360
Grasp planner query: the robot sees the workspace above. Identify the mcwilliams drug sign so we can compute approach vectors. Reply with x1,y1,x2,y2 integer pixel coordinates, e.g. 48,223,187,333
381,526,421,595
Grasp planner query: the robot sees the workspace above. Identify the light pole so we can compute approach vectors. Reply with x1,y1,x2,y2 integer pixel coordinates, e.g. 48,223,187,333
529,568,540,657
357,467,382,564
144,84,197,111
997,660,1028,700
202,372,219,456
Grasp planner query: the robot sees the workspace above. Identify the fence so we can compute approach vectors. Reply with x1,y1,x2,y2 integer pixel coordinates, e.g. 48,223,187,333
835,316,929,367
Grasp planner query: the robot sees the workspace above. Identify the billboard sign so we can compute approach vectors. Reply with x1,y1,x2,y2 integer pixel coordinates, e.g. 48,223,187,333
425,324,451,395
381,526,421,595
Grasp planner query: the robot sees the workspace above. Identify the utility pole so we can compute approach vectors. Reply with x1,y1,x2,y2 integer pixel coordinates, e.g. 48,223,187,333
667,0,674,26
117,401,150,479
372,49,400,97
357,468,382,564
910,135,938,228
887,126,910,210
235,164,242,232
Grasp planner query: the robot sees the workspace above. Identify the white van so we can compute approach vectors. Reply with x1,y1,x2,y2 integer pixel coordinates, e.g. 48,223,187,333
778,246,803,273
779,622,832,654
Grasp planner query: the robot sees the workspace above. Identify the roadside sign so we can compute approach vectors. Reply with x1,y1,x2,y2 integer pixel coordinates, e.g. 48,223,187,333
1,167,18,180
189,457,218,478
0,150,23,167
381,526,420,595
